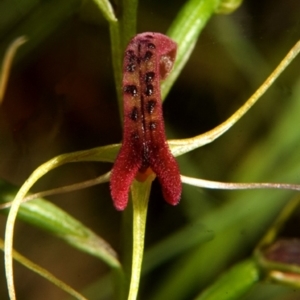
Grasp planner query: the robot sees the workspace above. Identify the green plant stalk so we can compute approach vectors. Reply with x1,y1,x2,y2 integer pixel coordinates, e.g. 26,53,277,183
195,259,260,300
109,0,138,119
120,0,138,49
0,37,27,103
109,2,140,298
127,175,154,300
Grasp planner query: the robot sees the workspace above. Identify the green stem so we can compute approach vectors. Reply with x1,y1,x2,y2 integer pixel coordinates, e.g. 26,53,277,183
0,37,27,103
120,0,138,49
110,0,138,120
127,176,154,300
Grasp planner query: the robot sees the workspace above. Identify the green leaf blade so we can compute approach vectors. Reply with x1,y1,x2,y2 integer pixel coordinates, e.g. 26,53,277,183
195,259,260,300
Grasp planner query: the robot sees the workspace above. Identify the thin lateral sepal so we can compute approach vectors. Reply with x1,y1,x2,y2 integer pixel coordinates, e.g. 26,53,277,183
4,145,117,299
0,172,111,210
168,40,300,157
181,175,300,191
0,239,87,300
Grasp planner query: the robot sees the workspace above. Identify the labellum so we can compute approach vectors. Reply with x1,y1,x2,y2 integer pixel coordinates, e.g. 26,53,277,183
110,32,181,210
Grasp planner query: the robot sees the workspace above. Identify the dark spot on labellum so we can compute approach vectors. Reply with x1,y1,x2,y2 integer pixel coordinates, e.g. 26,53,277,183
144,51,153,61
145,84,153,96
124,85,138,96
129,107,139,121
149,122,156,130
145,72,155,83
126,63,136,72
146,99,156,114
126,51,138,70
127,50,134,56
148,43,156,49
127,51,136,62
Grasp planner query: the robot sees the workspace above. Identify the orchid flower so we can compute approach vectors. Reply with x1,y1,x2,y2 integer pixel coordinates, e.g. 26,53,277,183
1,1,300,300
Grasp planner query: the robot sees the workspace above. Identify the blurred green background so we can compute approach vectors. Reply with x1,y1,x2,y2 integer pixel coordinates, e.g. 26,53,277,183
1,0,300,299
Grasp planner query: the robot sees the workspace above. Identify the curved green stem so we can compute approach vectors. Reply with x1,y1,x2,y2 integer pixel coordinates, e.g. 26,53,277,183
109,0,138,120
0,239,87,300
0,37,26,104
168,40,300,157
120,0,138,49
4,145,120,300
